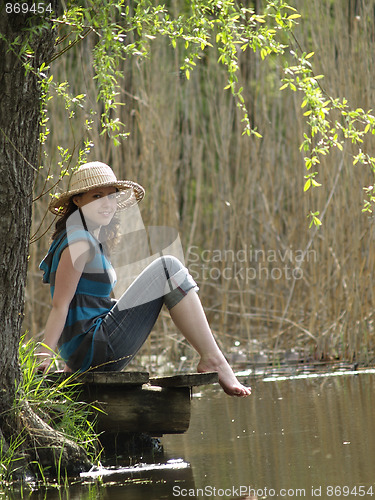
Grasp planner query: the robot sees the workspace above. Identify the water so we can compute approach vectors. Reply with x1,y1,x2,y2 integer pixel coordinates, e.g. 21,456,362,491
163,371,375,499
8,370,375,499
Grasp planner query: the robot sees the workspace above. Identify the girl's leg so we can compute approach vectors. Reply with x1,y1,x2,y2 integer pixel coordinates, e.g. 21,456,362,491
104,298,164,371
169,290,251,397
101,255,197,371
102,255,250,396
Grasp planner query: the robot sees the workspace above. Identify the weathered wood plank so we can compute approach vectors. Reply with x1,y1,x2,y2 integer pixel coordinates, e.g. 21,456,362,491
149,371,219,387
48,370,219,387
45,371,218,436
82,385,191,435
79,371,149,385
47,371,149,386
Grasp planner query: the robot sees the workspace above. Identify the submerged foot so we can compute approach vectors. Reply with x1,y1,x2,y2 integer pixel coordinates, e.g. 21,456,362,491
197,356,251,397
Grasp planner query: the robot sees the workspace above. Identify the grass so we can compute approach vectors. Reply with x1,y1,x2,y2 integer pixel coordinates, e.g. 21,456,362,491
0,336,102,488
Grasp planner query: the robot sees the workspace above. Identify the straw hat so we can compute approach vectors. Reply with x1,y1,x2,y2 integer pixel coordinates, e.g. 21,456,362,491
49,162,145,215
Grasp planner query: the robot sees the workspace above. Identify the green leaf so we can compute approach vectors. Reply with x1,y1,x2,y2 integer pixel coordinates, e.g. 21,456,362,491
314,216,322,226
311,179,322,187
304,179,311,192
305,158,312,170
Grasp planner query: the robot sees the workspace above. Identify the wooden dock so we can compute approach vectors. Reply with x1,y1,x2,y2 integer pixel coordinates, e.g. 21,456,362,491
50,371,218,440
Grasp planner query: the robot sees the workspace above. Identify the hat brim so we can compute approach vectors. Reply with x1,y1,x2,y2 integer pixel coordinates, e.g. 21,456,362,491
49,180,145,216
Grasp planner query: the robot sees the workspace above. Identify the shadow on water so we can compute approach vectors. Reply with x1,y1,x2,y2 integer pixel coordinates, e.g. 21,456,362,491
3,370,375,499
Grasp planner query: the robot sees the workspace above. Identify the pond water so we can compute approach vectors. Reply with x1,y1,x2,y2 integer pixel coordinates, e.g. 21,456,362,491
9,369,375,499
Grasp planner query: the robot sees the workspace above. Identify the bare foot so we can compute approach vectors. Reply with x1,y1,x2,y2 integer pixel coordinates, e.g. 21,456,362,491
197,355,251,397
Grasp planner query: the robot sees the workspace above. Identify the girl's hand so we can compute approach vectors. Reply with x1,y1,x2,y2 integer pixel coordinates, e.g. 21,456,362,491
34,351,53,374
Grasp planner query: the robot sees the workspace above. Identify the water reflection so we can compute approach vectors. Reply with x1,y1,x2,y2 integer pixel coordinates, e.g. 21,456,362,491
3,371,375,499
5,459,197,500
164,371,375,499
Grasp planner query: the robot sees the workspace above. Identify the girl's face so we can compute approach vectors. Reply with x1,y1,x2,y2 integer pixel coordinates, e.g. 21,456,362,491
73,186,118,227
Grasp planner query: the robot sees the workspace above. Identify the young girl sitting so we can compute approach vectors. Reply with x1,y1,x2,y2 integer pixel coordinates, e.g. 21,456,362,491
36,161,251,397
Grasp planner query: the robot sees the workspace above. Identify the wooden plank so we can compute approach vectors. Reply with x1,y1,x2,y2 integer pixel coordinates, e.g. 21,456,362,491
45,370,205,436
149,371,218,387
47,370,218,387
79,371,149,385
83,385,191,434
47,371,149,386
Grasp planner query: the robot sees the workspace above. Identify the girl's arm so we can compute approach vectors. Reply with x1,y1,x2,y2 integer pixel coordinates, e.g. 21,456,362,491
36,240,91,373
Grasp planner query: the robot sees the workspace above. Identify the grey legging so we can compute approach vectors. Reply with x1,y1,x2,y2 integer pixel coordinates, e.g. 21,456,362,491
100,255,198,371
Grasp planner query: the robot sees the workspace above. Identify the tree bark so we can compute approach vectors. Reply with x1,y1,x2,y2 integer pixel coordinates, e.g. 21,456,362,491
0,8,90,478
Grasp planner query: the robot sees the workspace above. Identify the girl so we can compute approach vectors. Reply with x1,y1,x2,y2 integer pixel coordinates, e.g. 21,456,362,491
36,161,250,397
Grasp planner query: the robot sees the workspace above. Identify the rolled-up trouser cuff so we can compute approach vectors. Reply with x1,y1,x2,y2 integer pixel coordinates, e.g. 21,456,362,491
164,265,199,310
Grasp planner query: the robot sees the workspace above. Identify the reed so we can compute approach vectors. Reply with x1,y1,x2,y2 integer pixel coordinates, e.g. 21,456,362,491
26,0,375,369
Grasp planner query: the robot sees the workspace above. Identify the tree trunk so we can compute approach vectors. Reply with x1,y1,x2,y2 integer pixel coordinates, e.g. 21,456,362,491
0,8,90,478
